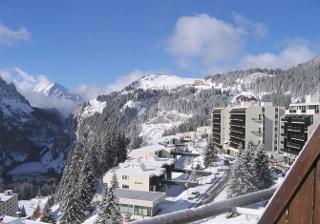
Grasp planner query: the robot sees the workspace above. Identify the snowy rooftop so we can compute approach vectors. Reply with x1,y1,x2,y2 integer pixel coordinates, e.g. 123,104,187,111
125,155,175,168
131,144,166,153
0,192,16,202
108,163,165,177
115,189,166,202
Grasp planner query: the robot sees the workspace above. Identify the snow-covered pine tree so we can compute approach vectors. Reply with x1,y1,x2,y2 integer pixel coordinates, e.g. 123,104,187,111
41,196,55,223
252,145,274,190
111,173,119,189
32,203,41,220
129,124,142,150
18,205,26,217
204,135,218,167
56,143,84,204
227,142,257,198
78,147,98,211
59,188,86,224
96,186,122,224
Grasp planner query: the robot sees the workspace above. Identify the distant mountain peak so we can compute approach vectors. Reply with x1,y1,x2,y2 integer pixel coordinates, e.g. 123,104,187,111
34,81,83,102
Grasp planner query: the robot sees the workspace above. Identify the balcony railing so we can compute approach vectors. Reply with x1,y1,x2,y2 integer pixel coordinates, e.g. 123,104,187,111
258,124,320,224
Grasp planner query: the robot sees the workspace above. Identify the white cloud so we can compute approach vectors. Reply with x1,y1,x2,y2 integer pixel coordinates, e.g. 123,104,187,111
232,12,268,38
105,70,144,92
69,84,106,100
240,44,314,69
167,14,245,67
0,23,31,45
69,70,144,99
0,68,77,115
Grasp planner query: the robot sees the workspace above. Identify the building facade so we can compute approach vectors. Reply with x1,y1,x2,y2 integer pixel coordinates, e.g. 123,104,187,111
103,162,167,192
280,95,320,164
115,189,166,217
213,102,285,156
0,190,18,217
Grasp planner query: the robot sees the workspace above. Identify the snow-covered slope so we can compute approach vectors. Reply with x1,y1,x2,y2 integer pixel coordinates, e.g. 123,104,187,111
128,74,203,91
0,76,75,181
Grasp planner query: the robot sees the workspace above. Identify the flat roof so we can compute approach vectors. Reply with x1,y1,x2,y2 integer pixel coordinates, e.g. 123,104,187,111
131,144,165,153
125,156,175,167
114,189,165,202
0,193,15,202
108,164,165,177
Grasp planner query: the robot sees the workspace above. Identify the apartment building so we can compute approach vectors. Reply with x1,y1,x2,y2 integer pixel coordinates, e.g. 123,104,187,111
280,95,320,164
0,190,18,217
213,101,285,156
103,161,167,192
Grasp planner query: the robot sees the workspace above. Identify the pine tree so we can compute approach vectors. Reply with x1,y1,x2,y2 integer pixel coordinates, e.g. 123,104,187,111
32,203,42,220
111,173,119,189
41,196,55,223
56,144,83,205
59,188,86,224
204,135,218,167
252,145,274,190
228,143,257,198
96,186,122,224
78,148,98,211
18,205,26,217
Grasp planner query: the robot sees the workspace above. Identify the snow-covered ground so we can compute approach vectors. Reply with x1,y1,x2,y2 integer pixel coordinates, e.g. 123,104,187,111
140,110,192,139
19,197,48,217
81,98,106,118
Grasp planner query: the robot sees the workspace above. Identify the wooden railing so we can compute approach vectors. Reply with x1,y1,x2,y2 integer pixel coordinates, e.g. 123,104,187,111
258,124,320,224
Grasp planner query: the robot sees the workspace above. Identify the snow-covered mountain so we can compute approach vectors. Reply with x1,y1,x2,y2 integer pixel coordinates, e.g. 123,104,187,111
0,76,75,181
34,81,83,102
1,56,320,184
127,74,204,91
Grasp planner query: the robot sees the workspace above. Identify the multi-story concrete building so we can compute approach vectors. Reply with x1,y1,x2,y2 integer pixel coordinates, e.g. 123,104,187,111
0,190,18,217
103,161,167,192
280,95,320,164
212,101,285,156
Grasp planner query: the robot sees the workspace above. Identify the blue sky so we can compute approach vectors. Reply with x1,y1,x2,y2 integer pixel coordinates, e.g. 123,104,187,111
0,0,319,90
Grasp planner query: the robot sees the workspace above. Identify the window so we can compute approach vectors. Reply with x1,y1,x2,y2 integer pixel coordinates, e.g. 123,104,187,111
122,175,129,180
122,184,129,189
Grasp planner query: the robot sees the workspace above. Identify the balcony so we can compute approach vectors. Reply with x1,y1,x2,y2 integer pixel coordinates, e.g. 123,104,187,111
258,124,320,224
286,142,302,150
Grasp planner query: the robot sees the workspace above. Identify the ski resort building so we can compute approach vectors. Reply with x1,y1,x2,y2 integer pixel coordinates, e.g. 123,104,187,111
103,162,167,192
0,190,18,217
115,189,166,217
280,95,320,164
212,102,285,156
